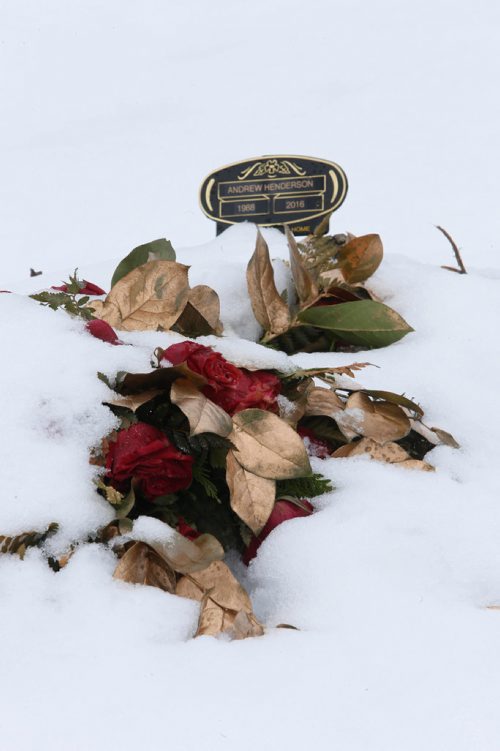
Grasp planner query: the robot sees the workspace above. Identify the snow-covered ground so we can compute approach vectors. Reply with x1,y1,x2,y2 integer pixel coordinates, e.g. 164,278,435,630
1,2,500,749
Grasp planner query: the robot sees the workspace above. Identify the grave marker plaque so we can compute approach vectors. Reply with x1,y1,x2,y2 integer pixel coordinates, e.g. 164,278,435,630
199,155,348,236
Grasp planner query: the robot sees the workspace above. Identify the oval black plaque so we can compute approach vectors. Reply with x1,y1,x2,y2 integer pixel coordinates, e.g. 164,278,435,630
199,155,348,236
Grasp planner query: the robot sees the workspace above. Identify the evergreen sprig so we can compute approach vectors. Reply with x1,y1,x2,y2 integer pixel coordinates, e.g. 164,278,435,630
276,473,333,499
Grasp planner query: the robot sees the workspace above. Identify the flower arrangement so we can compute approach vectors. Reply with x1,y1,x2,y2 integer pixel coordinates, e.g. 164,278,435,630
0,231,456,641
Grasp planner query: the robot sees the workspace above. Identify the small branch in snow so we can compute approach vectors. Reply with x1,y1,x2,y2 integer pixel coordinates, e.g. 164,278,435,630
436,225,467,275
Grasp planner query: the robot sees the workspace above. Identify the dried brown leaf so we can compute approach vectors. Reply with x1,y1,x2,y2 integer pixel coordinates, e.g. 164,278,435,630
170,379,232,437
177,561,264,639
285,225,319,306
90,260,190,331
336,234,383,284
226,451,275,534
174,285,223,336
246,229,291,335
132,519,224,574
230,409,311,480
332,438,410,463
339,392,411,443
113,541,176,593
304,387,345,417
303,387,358,440
429,427,460,449
398,459,435,472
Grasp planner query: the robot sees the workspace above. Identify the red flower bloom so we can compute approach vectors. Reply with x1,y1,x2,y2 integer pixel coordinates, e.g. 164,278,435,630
243,498,314,565
52,281,106,295
161,341,281,415
297,427,332,459
177,517,201,541
86,319,122,345
106,422,193,499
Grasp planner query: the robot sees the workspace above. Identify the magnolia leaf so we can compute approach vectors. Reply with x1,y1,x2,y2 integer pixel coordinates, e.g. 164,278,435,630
110,239,176,288
398,459,435,472
176,561,264,639
298,300,413,348
174,285,223,337
117,364,206,395
113,541,176,593
132,519,224,574
356,389,424,418
170,379,232,437
429,427,460,448
230,409,311,480
338,392,411,443
266,324,335,355
106,389,164,413
90,260,190,332
313,212,333,238
298,415,347,446
332,438,410,462
285,225,318,306
304,387,345,416
303,387,358,440
226,451,275,534
246,229,291,335
336,234,383,284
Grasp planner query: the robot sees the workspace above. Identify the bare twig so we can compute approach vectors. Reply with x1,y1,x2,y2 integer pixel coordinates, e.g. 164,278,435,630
435,225,467,274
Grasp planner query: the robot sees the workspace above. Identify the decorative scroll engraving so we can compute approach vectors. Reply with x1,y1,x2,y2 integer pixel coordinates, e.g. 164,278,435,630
238,159,307,181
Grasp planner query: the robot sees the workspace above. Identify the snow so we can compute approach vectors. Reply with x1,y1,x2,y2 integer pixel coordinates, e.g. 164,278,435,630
1,1,500,749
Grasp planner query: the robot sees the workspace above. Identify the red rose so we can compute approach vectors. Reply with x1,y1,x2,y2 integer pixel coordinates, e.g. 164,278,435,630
177,517,201,541
161,341,281,416
86,319,122,345
243,498,314,565
52,281,106,295
106,422,193,499
297,427,332,459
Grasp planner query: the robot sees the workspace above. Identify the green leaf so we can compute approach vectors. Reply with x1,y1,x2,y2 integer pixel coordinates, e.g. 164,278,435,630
265,325,336,355
110,239,176,288
276,473,332,499
297,300,413,348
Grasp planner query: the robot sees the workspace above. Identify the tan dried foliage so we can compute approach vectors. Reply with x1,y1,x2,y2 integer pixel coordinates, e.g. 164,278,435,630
332,438,434,471
113,541,176,593
174,285,223,336
304,387,345,417
226,450,275,534
137,527,225,575
336,234,383,284
246,229,291,335
332,438,409,462
397,459,435,472
429,427,460,449
341,392,411,443
177,561,264,639
285,225,318,305
230,408,311,480
170,379,232,437
89,260,190,331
